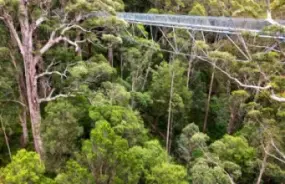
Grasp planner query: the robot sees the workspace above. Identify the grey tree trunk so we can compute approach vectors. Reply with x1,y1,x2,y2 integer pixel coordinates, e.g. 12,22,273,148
203,67,215,133
166,71,175,153
256,143,270,184
227,109,236,134
1,117,12,160
108,46,113,66
24,54,44,157
9,39,29,148
18,74,29,147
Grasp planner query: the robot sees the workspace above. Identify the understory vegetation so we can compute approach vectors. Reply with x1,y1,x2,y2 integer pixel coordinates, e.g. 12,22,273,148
0,0,285,183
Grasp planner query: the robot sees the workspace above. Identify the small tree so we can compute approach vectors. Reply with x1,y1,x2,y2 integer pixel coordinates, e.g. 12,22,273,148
0,149,54,184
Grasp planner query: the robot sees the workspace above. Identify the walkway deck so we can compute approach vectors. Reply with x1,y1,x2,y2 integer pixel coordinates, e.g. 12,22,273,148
117,13,285,39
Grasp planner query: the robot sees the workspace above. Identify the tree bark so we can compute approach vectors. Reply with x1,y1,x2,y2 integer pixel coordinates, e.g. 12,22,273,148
256,143,271,184
24,55,44,157
203,67,215,133
1,117,12,160
108,45,113,67
18,72,29,147
10,53,29,148
166,70,175,153
142,63,151,91
187,39,196,89
187,56,193,89
3,2,44,156
254,77,262,102
227,109,236,134
18,1,44,157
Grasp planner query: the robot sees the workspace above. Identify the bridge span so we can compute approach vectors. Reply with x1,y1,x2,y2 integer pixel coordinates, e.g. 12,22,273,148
117,13,285,39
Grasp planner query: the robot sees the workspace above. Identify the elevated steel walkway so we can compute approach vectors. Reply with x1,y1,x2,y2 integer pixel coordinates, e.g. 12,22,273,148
117,13,285,39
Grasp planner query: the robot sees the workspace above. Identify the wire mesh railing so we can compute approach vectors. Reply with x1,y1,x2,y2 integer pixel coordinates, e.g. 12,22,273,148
117,13,285,38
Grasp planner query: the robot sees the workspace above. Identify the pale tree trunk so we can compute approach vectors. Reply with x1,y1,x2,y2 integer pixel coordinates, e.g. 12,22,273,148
76,31,82,57
256,143,271,184
108,45,113,67
203,66,215,133
166,71,175,153
0,117,12,160
187,56,193,89
20,1,44,158
227,109,236,134
187,41,196,89
24,55,44,157
131,74,136,108
19,111,29,147
18,73,29,147
142,63,151,91
10,53,29,147
131,70,140,109
254,77,262,102
2,0,90,159
5,1,45,157
266,0,272,20
168,112,174,153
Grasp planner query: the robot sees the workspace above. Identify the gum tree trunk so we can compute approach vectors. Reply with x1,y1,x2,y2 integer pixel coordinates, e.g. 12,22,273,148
203,67,215,133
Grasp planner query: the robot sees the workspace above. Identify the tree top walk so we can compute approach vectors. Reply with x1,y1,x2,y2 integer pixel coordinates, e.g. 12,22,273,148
117,12,285,39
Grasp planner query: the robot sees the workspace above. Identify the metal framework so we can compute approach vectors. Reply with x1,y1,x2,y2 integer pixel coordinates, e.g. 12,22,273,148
117,13,285,39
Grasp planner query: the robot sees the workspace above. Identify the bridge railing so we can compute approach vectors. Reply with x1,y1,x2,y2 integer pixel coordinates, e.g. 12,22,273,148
117,13,285,33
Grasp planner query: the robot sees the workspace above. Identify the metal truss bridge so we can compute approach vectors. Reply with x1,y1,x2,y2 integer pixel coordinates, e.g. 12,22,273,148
117,13,285,39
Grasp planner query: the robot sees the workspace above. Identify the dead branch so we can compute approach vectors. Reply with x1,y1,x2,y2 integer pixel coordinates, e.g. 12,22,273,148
61,24,91,35
38,89,75,103
270,139,285,160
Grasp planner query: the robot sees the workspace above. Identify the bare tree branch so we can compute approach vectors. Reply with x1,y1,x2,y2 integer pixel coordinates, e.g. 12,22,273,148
40,32,63,54
61,37,81,52
269,93,285,102
61,24,91,35
40,35,84,54
265,0,285,27
196,56,272,90
263,144,285,164
0,116,12,161
36,60,69,79
2,12,25,55
38,89,75,103
226,35,250,60
270,139,285,160
36,71,67,79
36,17,47,27
124,32,285,102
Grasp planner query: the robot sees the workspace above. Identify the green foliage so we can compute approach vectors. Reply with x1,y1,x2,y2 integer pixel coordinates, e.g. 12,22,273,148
209,95,230,140
69,60,115,83
189,3,207,16
146,162,188,184
55,160,94,184
0,150,54,184
210,135,256,166
230,90,250,108
178,123,209,163
102,34,123,45
151,60,192,115
41,100,83,171
1,0,285,183
80,121,129,184
191,157,234,184
128,140,168,170
89,105,147,145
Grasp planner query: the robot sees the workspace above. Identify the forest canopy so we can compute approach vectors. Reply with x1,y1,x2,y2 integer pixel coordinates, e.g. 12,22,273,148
0,0,285,184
